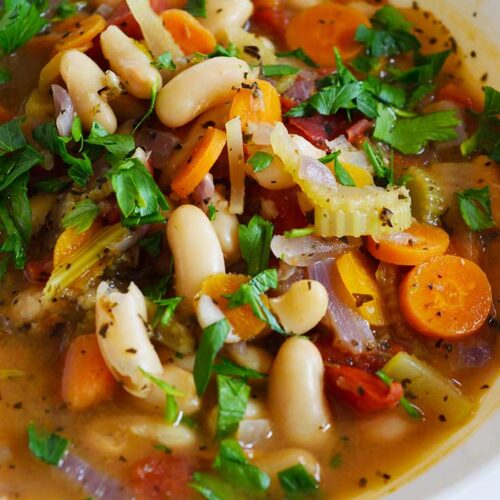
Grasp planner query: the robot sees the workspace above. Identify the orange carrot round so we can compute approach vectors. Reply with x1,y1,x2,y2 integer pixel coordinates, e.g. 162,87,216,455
54,14,107,53
199,273,268,340
229,79,281,131
399,255,492,339
285,3,369,67
171,127,227,198
366,222,450,266
62,334,117,411
53,223,102,268
161,9,216,55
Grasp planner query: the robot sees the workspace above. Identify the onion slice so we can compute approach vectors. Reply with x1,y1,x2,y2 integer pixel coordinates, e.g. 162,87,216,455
226,116,245,214
52,84,75,137
308,259,377,354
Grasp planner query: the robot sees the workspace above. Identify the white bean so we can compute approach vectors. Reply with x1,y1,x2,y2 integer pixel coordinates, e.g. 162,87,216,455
211,188,240,263
100,25,161,100
201,0,254,39
225,342,274,376
255,448,321,486
95,281,163,397
141,364,200,416
129,418,197,449
268,337,335,452
359,411,416,445
269,280,328,335
60,50,117,133
245,146,295,191
155,57,250,128
167,205,225,311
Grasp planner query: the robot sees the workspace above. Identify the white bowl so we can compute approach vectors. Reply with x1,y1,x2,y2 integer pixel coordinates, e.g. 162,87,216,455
375,0,500,498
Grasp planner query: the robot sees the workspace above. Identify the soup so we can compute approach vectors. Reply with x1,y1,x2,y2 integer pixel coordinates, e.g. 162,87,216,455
0,0,498,499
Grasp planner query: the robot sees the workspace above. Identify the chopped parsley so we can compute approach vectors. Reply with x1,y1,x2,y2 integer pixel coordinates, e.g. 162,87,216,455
238,215,274,277
247,151,274,173
283,227,314,239
208,42,238,59
225,269,284,334
61,199,100,234
152,51,176,71
391,50,450,85
52,0,86,22
86,122,135,159
363,141,394,186
132,80,159,133
461,86,500,160
35,178,71,193
193,319,231,396
278,463,319,498
138,231,163,258
185,0,206,18
213,358,267,382
216,374,250,439
27,423,69,466
276,47,319,68
151,296,183,328
262,64,300,78
207,203,217,221
456,186,496,232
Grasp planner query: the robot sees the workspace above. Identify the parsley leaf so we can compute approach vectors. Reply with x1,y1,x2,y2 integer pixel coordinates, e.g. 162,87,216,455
151,296,183,328
62,199,100,234
208,42,238,58
213,358,267,382
214,439,271,493
323,150,355,187
0,119,26,155
132,80,159,133
0,144,42,191
373,105,460,154
461,86,500,161
0,0,48,55
278,463,319,498
86,122,135,158
0,67,10,85
238,215,274,277
283,227,314,239
456,186,496,232
138,231,163,258
35,178,71,193
27,423,69,466
193,319,231,396
108,157,168,226
363,141,394,185
216,374,250,439
262,64,300,78
355,5,420,57
276,48,319,68
52,0,85,22
185,0,206,18
248,151,274,173
191,471,240,499
225,269,285,334
207,203,217,221
391,50,450,85
152,51,176,70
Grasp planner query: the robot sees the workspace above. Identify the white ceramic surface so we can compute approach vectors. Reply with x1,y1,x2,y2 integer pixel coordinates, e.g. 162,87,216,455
384,0,500,498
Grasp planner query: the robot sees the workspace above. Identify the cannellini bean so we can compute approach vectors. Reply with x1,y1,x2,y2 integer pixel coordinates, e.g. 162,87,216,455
173,352,196,372
155,57,250,128
100,25,161,100
95,281,163,397
225,342,274,375
245,147,295,191
194,294,240,343
268,337,335,452
269,280,328,335
255,448,321,486
30,193,56,234
201,0,254,39
167,205,225,311
211,188,240,263
129,418,197,449
60,50,117,133
359,411,416,445
141,364,200,416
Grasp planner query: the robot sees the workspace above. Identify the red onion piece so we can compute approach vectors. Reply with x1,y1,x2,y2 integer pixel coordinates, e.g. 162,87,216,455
277,261,305,293
271,234,360,267
283,71,317,102
108,225,150,253
298,155,337,188
52,84,75,137
135,127,179,171
308,259,377,354
59,452,133,500
192,174,215,212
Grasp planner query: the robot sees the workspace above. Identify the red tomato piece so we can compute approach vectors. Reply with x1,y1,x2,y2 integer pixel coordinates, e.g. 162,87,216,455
346,118,373,145
130,453,200,500
25,258,53,284
252,0,289,36
324,363,403,413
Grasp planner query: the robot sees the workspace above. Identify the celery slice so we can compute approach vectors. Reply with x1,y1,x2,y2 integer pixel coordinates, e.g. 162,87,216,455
43,224,129,300
383,352,472,425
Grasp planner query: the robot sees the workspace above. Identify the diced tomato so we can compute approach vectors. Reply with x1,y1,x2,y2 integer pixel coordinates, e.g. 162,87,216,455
257,186,308,234
130,453,200,500
346,118,373,145
324,363,403,413
108,0,174,39
252,0,289,37
437,83,480,112
25,259,54,284
0,105,14,124
286,113,352,150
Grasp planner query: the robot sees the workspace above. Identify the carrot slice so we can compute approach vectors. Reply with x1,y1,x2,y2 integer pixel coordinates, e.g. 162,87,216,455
366,222,450,266
62,334,117,411
171,127,227,198
399,255,492,339
53,224,103,268
161,9,216,55
285,3,369,67
199,273,268,340
54,14,107,53
229,79,282,132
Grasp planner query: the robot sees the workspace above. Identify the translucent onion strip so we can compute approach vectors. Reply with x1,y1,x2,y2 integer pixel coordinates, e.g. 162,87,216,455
226,116,245,215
